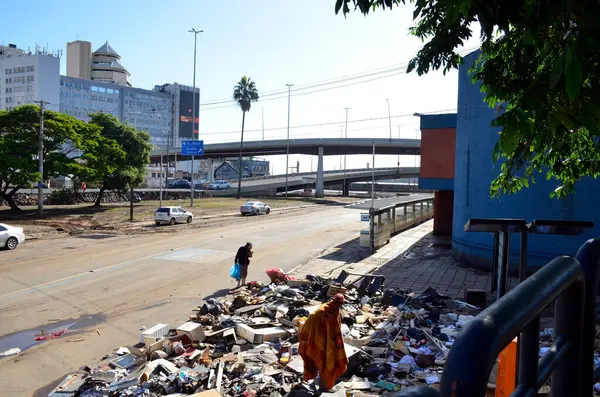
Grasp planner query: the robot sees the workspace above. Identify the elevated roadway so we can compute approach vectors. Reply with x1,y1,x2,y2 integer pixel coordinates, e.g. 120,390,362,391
151,137,420,161
213,167,420,196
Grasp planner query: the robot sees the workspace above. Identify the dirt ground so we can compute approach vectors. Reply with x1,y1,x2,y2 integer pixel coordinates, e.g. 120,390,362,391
0,196,356,239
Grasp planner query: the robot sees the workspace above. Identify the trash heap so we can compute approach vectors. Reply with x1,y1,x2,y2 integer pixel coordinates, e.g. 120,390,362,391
48,271,482,397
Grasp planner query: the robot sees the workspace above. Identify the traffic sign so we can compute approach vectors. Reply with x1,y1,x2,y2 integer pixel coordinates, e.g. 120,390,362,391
181,140,204,156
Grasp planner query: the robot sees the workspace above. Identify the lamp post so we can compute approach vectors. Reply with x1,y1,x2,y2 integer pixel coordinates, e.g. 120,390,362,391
189,28,203,207
261,108,264,141
285,84,294,198
386,98,392,140
343,107,350,196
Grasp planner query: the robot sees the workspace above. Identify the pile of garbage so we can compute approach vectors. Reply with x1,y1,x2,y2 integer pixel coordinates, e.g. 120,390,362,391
48,270,482,397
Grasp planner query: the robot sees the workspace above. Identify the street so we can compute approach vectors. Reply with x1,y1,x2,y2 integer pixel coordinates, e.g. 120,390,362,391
0,206,360,396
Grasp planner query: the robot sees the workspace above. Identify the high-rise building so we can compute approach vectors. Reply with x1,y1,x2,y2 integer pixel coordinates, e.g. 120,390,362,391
91,42,131,86
153,83,200,150
66,40,92,80
0,43,60,111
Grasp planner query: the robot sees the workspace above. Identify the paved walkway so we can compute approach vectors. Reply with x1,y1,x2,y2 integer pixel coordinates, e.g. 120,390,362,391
292,220,519,299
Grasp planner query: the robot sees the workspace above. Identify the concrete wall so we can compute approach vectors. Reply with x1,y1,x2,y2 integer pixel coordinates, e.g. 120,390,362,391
452,50,600,272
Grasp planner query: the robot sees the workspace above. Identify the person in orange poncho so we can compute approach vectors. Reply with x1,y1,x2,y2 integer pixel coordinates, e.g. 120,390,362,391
298,293,348,390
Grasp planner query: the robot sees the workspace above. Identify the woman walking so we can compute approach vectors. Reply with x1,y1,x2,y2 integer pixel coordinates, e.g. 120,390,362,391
234,242,253,287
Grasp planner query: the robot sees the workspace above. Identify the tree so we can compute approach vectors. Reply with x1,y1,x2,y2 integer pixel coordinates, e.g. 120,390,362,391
233,76,259,198
87,113,152,206
336,0,600,198
0,105,100,211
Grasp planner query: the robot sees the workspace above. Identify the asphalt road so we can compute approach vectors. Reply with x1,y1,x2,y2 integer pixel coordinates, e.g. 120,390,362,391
0,206,361,396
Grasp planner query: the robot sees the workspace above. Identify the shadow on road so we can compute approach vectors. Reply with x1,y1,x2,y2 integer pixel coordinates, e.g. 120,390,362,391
201,288,233,301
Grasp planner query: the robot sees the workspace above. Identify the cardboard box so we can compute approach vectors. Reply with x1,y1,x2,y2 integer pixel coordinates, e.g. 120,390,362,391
327,285,347,297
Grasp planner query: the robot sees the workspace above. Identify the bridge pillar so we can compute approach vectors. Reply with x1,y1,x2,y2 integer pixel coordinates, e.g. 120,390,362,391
316,146,324,198
343,182,350,197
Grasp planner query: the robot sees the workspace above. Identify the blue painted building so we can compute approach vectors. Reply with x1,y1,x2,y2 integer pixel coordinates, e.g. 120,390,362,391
451,50,599,271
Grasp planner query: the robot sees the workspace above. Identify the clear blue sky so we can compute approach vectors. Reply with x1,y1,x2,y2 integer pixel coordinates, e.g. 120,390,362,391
2,0,481,174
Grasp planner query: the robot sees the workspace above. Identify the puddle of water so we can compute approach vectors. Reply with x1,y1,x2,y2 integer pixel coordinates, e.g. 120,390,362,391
0,313,106,357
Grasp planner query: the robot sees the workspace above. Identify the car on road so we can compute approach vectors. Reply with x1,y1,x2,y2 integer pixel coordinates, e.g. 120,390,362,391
168,179,191,189
154,206,194,225
0,223,25,250
240,201,271,216
208,180,231,190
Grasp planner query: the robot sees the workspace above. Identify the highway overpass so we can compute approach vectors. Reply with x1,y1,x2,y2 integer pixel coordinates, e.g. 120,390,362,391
212,167,420,196
151,137,420,162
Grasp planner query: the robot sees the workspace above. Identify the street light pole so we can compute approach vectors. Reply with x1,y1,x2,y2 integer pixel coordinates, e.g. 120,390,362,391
343,107,350,196
261,108,264,141
285,84,293,198
33,100,49,217
397,126,401,169
386,99,392,140
189,28,203,207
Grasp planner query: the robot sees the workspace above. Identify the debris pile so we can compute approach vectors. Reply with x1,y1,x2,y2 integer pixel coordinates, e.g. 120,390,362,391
48,271,482,397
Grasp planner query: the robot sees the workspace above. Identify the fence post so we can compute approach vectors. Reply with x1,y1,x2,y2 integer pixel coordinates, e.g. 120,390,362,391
575,238,600,395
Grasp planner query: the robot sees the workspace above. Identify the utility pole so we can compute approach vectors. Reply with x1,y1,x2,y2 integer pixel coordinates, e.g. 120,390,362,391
189,28,203,207
386,99,392,140
285,84,294,198
339,126,343,172
397,126,401,170
34,101,50,217
261,108,264,141
370,142,376,253
343,107,350,196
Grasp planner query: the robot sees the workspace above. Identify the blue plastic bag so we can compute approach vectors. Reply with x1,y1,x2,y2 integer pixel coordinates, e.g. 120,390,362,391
230,263,241,280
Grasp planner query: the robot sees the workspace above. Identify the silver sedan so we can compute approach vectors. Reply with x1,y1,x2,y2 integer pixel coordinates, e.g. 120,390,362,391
240,201,271,216
0,223,25,250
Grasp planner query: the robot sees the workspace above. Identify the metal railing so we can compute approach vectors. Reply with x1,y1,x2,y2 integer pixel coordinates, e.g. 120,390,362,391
396,238,600,397
370,197,434,250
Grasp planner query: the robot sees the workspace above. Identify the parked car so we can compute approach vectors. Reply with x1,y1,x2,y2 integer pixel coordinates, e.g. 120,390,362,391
154,207,194,225
168,179,191,189
0,223,25,250
240,201,271,216
208,180,231,190
33,182,48,188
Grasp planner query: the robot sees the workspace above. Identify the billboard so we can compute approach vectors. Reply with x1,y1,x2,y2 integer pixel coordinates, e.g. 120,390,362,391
179,90,200,139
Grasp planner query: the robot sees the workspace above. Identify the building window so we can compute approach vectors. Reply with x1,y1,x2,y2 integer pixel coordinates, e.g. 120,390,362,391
60,80,64,86
5,68,11,74
98,96,105,102
91,95,97,100
26,86,33,92
91,86,99,92
83,84,90,91
115,89,119,94
107,88,114,94
99,87,106,93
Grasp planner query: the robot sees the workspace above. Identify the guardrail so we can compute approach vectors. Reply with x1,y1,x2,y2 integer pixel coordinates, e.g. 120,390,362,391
396,238,600,397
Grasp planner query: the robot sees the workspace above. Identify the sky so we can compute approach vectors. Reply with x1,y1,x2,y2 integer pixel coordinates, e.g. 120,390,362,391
2,0,482,175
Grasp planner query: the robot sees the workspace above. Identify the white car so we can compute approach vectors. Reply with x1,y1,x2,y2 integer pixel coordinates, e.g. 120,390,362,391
154,206,194,226
240,201,271,216
209,180,231,190
0,223,25,250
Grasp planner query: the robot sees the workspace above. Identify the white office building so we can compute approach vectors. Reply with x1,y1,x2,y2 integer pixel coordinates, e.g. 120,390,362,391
0,44,60,111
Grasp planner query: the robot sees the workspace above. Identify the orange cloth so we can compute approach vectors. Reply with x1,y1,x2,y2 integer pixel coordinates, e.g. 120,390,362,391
298,300,348,389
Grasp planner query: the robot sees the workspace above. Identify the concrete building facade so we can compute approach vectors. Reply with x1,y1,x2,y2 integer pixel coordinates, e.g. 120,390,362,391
66,40,92,80
91,42,131,87
0,44,60,112
416,49,600,272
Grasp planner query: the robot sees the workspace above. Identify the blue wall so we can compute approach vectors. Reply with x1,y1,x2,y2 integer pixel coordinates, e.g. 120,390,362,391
452,51,599,272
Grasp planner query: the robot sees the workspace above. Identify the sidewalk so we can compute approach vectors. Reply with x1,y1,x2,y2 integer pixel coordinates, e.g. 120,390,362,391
291,219,519,299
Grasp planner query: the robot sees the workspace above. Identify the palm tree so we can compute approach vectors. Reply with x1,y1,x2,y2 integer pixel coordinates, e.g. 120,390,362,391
233,76,259,198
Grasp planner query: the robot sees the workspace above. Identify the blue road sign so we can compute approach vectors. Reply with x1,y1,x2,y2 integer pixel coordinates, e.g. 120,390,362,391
181,140,204,156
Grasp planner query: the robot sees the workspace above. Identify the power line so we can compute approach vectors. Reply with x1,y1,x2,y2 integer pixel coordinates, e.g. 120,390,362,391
200,46,479,108
199,109,456,136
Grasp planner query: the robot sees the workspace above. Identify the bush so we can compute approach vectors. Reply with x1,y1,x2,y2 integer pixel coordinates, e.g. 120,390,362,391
46,189,78,205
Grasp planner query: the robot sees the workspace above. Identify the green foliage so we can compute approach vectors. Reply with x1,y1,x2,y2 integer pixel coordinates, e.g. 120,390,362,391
87,113,152,205
336,0,600,198
0,105,100,210
233,76,259,113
